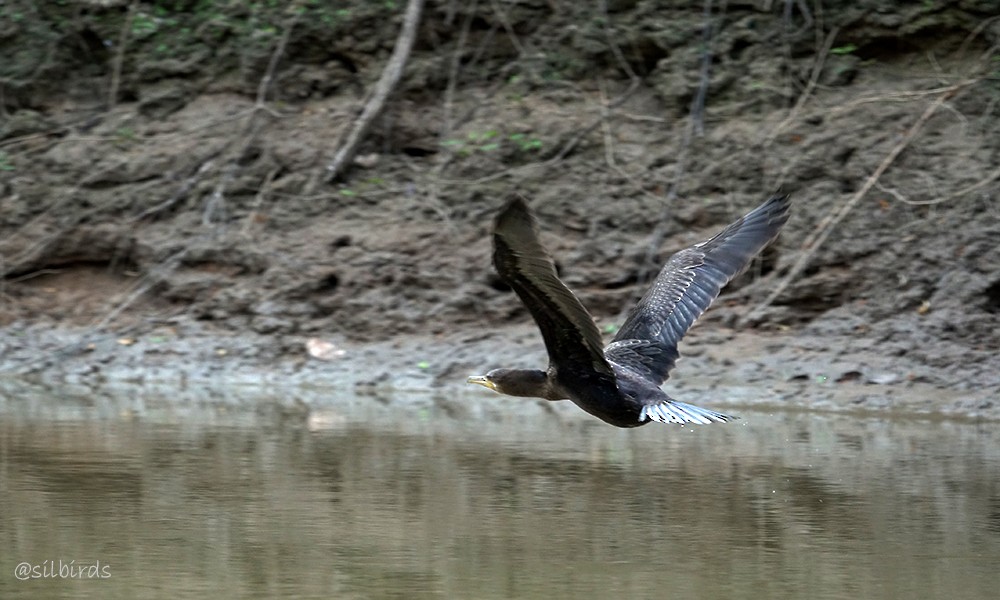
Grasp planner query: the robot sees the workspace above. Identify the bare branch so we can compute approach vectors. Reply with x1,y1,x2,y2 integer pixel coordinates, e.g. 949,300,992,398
107,0,139,110
742,79,978,323
315,0,425,186
254,7,298,110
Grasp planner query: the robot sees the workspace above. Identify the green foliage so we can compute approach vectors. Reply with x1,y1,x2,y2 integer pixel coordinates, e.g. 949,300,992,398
830,43,858,56
115,127,136,141
0,152,15,172
443,130,544,156
508,133,542,151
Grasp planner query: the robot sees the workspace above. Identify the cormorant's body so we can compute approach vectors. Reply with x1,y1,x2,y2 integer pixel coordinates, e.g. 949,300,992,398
468,194,791,427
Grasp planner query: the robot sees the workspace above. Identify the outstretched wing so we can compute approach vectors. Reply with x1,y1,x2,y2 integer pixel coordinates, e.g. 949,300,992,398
606,194,791,385
493,197,615,380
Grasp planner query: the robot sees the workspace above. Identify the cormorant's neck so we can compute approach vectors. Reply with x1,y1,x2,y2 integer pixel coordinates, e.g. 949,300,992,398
497,369,566,401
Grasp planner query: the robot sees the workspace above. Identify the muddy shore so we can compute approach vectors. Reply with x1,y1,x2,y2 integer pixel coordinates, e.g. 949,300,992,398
2,318,997,422
1,1,998,420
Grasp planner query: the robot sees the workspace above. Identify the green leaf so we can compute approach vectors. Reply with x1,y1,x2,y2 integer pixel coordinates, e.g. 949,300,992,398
830,44,858,55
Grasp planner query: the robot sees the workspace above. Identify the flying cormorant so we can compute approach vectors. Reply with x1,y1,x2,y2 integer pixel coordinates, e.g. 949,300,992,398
467,194,791,427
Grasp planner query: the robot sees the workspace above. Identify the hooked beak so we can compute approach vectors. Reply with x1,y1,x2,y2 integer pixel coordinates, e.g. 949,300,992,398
467,375,497,392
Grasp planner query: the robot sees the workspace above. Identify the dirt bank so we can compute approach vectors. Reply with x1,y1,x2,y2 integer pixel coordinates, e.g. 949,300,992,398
1,1,998,418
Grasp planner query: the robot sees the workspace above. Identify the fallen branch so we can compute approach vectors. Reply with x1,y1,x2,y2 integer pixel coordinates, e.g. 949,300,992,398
742,78,978,324
313,0,424,187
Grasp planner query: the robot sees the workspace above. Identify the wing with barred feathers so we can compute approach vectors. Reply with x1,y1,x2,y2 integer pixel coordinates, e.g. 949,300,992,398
606,195,791,386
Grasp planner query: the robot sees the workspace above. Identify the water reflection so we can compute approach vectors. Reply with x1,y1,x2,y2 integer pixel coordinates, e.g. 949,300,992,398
0,382,998,599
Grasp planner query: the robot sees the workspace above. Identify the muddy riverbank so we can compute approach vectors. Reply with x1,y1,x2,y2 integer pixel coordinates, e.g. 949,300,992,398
1,1,998,419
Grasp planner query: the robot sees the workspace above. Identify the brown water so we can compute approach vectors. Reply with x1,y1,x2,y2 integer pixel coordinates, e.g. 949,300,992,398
1,382,998,599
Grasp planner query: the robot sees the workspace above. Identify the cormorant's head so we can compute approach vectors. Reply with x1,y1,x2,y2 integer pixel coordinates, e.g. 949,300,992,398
467,368,549,398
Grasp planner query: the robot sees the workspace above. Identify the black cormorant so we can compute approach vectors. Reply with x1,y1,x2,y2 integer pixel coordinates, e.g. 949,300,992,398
467,194,791,427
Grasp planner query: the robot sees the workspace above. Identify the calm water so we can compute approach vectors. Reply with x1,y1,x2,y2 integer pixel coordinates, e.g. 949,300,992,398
1,381,998,599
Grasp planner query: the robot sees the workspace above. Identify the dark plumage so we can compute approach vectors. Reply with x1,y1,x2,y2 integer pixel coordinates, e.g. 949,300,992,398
467,194,791,427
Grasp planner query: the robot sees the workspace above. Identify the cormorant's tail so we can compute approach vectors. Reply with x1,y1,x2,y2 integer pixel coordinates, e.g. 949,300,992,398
639,400,737,425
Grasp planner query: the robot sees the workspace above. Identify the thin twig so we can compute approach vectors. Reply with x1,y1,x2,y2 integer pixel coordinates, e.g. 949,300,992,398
440,0,477,144
5,268,64,284
107,0,139,110
88,248,188,332
134,156,220,221
946,164,1000,201
241,168,279,236
956,15,1000,60
877,164,1000,207
742,79,977,323
598,0,639,81
0,247,190,375
201,5,302,230
254,6,300,113
832,83,980,114
202,164,233,229
690,0,716,137
549,78,640,162
595,82,667,205
488,0,526,56
764,25,839,146
635,1,724,284
598,79,618,170
424,1,478,226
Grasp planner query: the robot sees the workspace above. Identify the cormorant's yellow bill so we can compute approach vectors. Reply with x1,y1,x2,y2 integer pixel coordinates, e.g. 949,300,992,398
466,375,497,392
